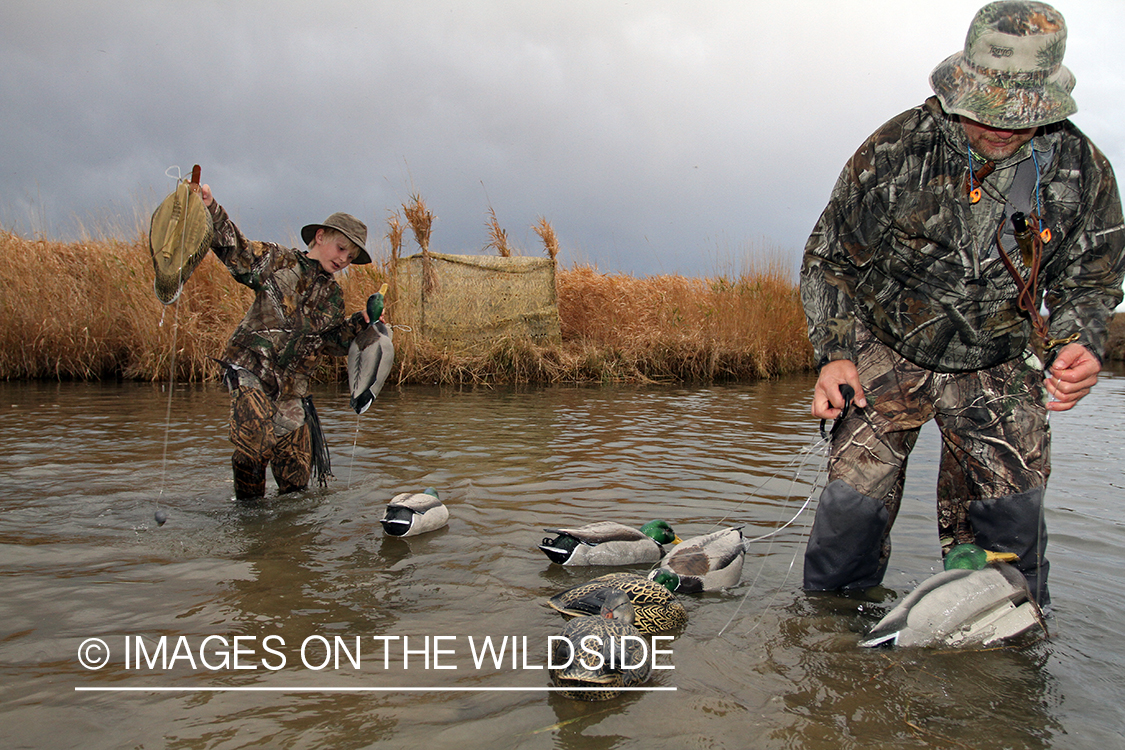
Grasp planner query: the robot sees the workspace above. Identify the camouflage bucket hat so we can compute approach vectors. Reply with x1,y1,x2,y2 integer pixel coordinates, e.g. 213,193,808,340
930,1,1076,129
301,212,372,265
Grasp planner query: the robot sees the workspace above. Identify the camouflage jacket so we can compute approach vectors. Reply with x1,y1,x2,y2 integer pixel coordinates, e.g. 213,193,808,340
801,97,1125,372
209,202,364,409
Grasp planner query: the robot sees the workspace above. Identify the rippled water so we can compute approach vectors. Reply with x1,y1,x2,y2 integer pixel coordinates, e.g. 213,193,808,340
1,370,1123,749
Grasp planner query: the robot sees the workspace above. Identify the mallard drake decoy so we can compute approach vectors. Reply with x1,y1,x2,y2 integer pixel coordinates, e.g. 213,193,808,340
538,520,681,566
549,589,653,701
380,488,448,537
546,572,687,634
647,527,745,593
348,284,394,415
859,544,1047,648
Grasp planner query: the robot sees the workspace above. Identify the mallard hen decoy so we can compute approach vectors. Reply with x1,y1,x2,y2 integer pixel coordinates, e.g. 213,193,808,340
546,572,687,634
549,589,653,701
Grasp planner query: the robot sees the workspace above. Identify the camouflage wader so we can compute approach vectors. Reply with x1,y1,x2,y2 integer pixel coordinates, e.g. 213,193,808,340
229,384,311,499
803,325,1051,603
208,201,365,500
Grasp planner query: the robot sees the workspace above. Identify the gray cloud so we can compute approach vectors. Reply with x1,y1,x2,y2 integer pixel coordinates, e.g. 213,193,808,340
2,0,1122,280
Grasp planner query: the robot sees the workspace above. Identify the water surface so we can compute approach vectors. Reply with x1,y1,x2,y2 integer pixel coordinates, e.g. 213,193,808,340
1,370,1123,749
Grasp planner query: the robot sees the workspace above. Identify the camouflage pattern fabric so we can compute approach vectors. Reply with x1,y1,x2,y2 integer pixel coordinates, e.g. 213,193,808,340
209,201,365,413
801,97,1124,374
930,1,1075,130
826,325,1049,572
229,384,312,499
208,202,367,497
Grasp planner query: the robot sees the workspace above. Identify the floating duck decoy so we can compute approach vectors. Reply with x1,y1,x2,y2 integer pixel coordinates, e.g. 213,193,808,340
859,544,1047,648
348,284,394,415
549,589,653,701
648,527,745,593
538,520,681,566
380,488,448,537
546,572,687,634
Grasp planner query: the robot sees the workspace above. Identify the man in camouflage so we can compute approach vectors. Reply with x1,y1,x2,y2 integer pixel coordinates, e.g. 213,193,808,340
800,1,1125,605
198,184,374,499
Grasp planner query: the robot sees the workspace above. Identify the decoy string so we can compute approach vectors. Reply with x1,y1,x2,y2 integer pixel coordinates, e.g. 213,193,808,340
692,433,828,539
348,414,361,489
705,389,852,638
157,167,187,508
716,453,826,638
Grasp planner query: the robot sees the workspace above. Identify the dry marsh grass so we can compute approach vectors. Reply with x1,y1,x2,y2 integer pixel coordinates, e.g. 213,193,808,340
1107,312,1125,361
0,228,812,384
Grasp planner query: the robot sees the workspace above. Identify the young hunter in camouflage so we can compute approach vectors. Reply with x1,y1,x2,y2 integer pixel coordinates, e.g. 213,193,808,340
199,186,373,499
800,1,1125,606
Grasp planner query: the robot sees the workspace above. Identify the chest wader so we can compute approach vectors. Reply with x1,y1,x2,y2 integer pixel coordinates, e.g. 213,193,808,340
953,150,1053,607
803,150,1054,606
222,362,326,500
803,332,1051,606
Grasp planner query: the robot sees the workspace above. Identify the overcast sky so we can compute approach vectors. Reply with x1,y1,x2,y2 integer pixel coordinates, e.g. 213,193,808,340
3,1,1123,280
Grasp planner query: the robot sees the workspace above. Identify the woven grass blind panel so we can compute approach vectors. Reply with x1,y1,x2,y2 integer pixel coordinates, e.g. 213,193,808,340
394,253,561,350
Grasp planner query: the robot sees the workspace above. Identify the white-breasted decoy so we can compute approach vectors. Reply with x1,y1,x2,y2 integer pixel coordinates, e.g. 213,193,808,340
348,284,394,415
380,488,448,537
538,520,680,566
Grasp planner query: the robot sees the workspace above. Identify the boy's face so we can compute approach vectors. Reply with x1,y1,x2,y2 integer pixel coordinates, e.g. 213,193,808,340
307,230,357,274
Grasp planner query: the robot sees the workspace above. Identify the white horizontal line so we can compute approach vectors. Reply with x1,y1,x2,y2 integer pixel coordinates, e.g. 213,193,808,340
75,686,677,693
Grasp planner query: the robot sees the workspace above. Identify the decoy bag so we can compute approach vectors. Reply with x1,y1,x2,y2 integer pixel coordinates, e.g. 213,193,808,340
149,172,212,304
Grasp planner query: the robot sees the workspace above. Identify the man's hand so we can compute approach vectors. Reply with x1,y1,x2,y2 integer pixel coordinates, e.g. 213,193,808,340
812,359,867,420
1045,342,1100,411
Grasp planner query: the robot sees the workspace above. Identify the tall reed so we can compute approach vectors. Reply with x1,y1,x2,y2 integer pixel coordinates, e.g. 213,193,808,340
485,206,512,257
0,228,812,384
403,194,436,295
1107,312,1125,361
534,218,559,261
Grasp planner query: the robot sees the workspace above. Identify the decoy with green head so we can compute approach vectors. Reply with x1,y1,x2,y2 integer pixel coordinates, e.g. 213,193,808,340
538,520,681,566
549,588,653,701
546,572,687,634
348,284,394,415
647,526,745,593
380,488,448,537
859,543,1047,648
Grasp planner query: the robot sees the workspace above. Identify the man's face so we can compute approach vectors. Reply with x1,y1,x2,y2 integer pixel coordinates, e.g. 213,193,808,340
960,116,1038,161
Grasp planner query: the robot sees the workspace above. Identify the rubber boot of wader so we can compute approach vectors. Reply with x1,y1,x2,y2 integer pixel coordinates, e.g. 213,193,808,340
969,487,1050,607
803,479,890,591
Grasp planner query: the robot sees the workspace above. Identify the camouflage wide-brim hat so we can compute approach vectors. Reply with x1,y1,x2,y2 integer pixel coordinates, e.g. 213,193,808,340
930,1,1076,129
301,212,371,265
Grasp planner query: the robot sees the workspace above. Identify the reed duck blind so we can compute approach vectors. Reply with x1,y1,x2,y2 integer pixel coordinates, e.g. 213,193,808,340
394,252,561,350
